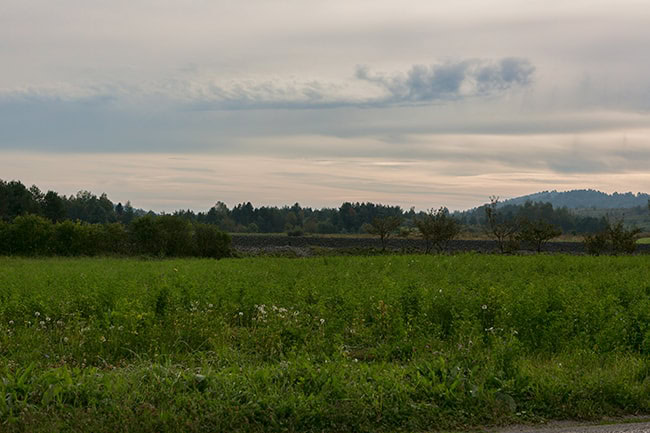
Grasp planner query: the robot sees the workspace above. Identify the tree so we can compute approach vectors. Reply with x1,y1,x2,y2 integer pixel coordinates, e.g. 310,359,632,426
484,196,520,253
42,191,66,222
517,218,561,253
582,216,641,255
363,216,402,251
415,207,460,253
607,218,641,254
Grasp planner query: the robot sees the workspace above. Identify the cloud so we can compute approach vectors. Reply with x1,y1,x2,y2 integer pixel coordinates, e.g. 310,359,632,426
0,58,535,111
355,58,534,104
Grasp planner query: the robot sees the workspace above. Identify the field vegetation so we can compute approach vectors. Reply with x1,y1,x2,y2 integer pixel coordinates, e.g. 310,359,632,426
1,255,650,432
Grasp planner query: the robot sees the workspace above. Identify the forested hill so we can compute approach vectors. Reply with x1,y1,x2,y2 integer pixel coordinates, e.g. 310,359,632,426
502,189,650,209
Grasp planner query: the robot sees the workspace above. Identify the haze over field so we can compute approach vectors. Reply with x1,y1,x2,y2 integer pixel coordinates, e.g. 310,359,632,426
2,0,649,211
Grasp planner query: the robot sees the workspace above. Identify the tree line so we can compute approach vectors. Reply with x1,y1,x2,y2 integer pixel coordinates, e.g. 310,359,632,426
1,179,647,256
0,214,230,258
1,179,624,236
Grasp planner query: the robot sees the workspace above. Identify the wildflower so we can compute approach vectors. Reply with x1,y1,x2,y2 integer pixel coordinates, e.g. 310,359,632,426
278,307,287,313
208,303,214,309
320,318,325,325
40,321,45,326
238,312,243,316
63,337,69,343
35,311,41,317
8,320,13,325
100,336,106,343
481,304,488,310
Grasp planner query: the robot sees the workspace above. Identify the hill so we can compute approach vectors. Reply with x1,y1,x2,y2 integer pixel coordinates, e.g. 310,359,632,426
502,189,650,209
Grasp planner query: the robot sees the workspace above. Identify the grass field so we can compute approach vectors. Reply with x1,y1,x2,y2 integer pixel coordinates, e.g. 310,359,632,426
1,254,650,432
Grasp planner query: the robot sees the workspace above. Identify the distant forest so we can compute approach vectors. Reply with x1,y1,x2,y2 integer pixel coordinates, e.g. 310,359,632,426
502,189,650,209
1,179,648,235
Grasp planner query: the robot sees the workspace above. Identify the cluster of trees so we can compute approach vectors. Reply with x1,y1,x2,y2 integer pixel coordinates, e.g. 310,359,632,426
0,215,230,258
456,200,609,234
483,197,646,254
1,179,647,256
0,179,142,224
2,179,635,237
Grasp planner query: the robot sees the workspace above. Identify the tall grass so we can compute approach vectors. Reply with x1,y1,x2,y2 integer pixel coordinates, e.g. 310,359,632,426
1,254,649,432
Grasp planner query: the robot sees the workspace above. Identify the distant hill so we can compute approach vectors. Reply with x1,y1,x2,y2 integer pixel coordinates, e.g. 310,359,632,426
501,189,650,209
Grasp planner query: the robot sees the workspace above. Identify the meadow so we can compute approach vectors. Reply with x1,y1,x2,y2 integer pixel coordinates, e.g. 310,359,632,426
1,254,650,432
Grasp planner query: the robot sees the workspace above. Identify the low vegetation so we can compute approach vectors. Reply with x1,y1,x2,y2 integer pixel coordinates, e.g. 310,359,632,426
0,214,231,258
1,255,650,432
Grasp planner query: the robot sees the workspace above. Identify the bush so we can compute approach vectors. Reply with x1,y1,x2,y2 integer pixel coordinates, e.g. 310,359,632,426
156,215,194,256
583,232,609,255
0,220,9,255
287,228,304,237
129,215,164,255
10,214,53,255
608,219,641,254
194,223,231,258
52,220,89,256
583,218,641,255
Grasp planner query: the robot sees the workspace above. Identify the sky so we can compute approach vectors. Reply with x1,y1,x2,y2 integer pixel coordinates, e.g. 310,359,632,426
2,0,650,212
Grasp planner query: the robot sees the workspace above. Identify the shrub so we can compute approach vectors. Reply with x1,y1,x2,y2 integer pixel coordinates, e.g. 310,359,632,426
583,218,641,255
129,215,164,255
52,220,88,256
287,228,304,237
156,215,194,256
0,220,9,255
583,232,609,255
194,223,231,258
608,219,641,254
9,214,53,255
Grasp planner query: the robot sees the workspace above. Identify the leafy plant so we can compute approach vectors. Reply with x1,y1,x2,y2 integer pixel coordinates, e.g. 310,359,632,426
415,207,460,253
517,218,561,253
362,216,402,251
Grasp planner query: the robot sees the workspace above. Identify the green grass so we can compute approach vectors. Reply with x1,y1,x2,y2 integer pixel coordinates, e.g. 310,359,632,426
1,254,650,432
637,237,650,244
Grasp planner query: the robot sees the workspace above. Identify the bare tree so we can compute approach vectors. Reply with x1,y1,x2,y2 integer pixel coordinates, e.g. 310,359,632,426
415,207,460,253
364,216,402,251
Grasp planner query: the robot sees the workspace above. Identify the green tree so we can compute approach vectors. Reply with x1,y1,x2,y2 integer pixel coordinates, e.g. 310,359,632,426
415,207,460,253
517,218,562,253
43,191,66,222
363,216,402,251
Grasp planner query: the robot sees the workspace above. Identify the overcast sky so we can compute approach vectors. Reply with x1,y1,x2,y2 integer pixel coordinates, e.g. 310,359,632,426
2,0,649,211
